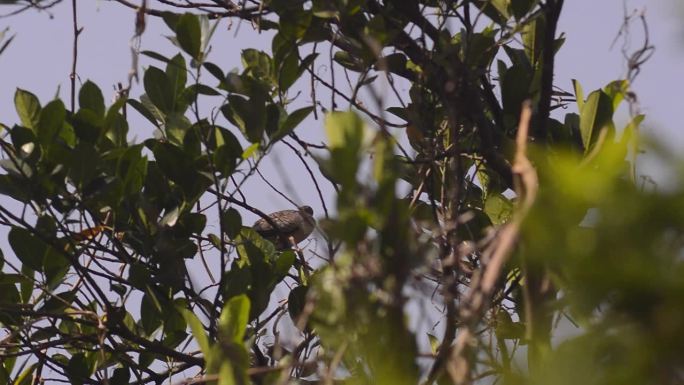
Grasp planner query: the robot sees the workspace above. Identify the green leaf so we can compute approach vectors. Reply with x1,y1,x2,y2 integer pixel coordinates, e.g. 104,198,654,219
140,292,162,336
140,94,166,124
37,99,66,144
241,143,259,159
143,66,174,113
323,112,365,189
242,49,273,80
501,64,532,122
311,267,346,326
182,212,207,234
128,263,153,290
465,30,498,68
235,228,275,264
203,62,225,82
165,112,192,145
503,46,532,71
334,50,365,72
477,165,506,198
220,267,251,310
160,206,181,227
162,11,180,31
34,211,54,237
312,0,337,18
185,83,221,97
579,90,614,153
278,7,312,40
104,110,129,146
623,114,645,140
78,80,105,117
218,362,236,385
299,52,318,72
109,368,130,385
380,53,408,77
0,174,30,203
9,125,36,156
147,140,210,200
0,360,11,384
219,294,251,343
603,79,629,110
221,94,266,143
0,155,33,178
208,233,222,249
222,208,242,239
181,308,211,355
325,111,364,150
275,48,300,90
270,106,313,143
140,50,171,64
14,88,41,129
264,103,282,138
166,54,188,110
43,246,70,289
213,140,235,169
427,333,439,355
37,289,77,313
521,18,542,64
110,283,127,297
66,353,92,383
214,129,242,177
284,106,314,133
386,106,409,123
511,0,536,19
491,0,511,19
68,143,100,189
0,279,21,323
288,285,308,328
572,79,584,111
72,109,103,143
120,145,148,196
199,16,220,56
148,140,190,183
485,194,514,225
127,99,160,127
176,13,202,59
495,310,525,339
20,264,33,303
8,227,61,272
274,250,295,278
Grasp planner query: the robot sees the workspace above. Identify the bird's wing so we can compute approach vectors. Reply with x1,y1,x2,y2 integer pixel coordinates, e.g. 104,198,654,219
253,210,302,236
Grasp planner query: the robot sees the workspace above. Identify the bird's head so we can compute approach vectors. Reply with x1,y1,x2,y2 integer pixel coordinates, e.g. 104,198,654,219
298,205,314,216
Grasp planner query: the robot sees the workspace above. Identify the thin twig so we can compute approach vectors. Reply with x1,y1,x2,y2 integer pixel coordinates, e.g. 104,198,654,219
69,0,82,113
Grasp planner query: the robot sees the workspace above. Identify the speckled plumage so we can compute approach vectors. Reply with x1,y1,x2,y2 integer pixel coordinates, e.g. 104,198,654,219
252,206,315,250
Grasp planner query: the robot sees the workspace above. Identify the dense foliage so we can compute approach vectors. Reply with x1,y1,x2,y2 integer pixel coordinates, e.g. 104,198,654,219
0,1,681,385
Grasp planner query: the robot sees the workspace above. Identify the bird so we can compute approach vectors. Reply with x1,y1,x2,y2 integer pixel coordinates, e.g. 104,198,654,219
252,206,316,250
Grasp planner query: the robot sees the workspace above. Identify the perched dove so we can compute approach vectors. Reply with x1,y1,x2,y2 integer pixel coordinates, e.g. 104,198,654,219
252,206,316,250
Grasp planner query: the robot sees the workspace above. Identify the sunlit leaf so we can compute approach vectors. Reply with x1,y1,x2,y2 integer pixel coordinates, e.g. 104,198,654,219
180,308,210,355
14,88,40,129
219,294,250,344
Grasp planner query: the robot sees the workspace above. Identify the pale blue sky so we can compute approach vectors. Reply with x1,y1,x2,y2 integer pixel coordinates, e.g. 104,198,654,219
0,0,680,154
555,0,683,148
0,0,681,207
